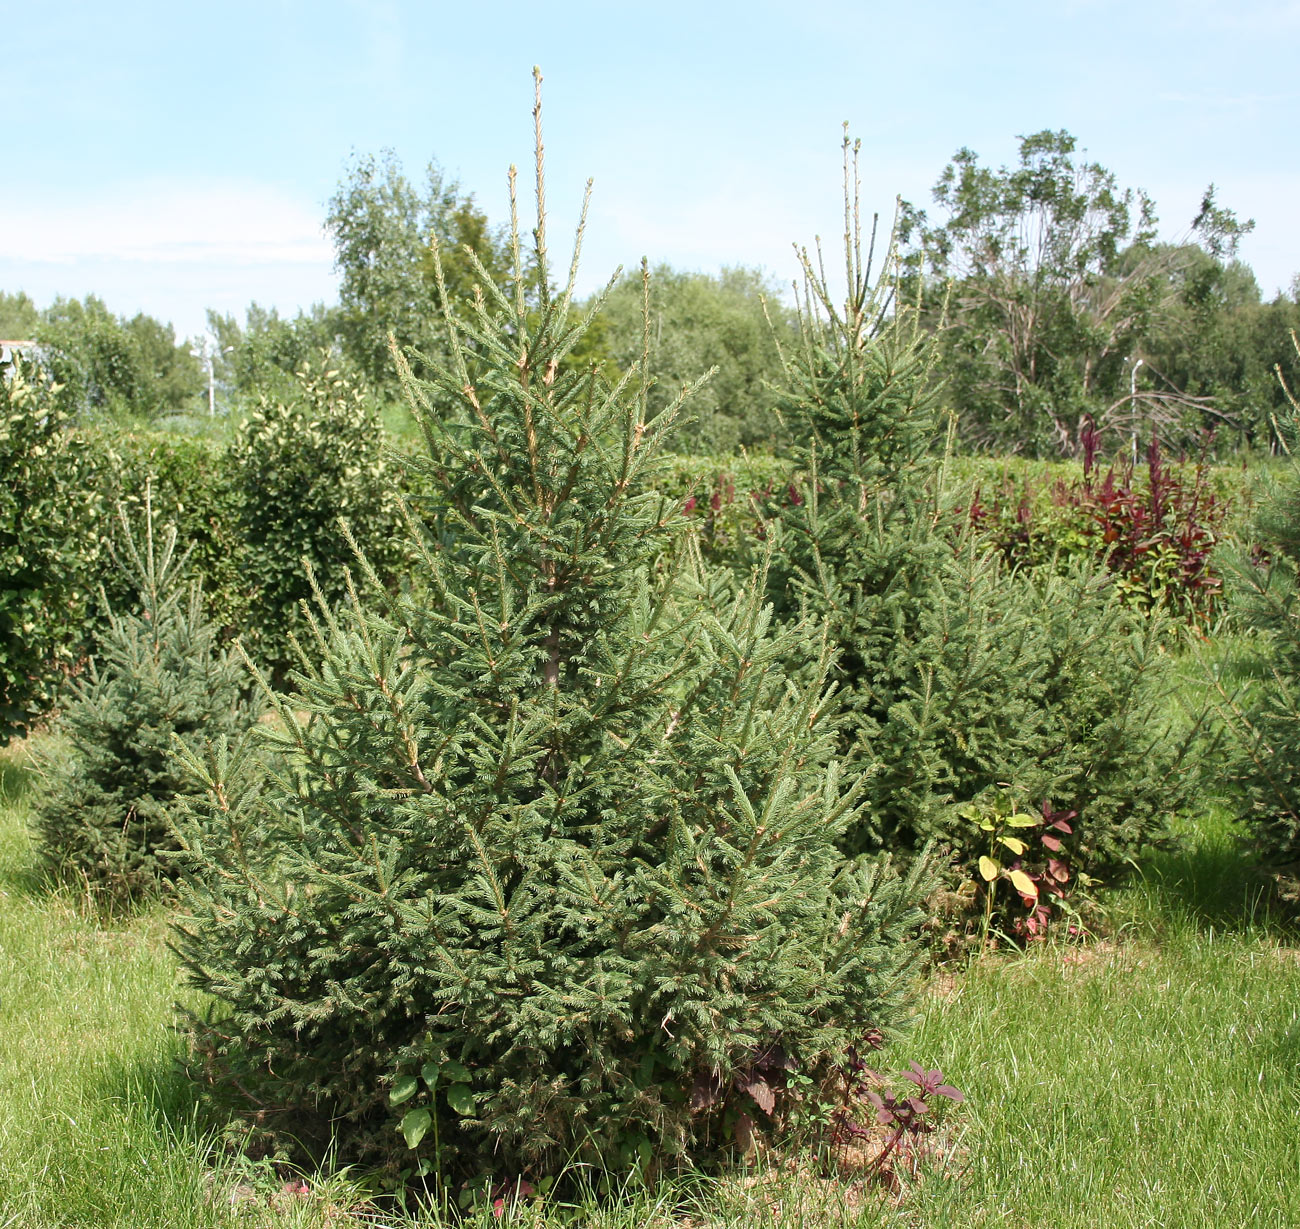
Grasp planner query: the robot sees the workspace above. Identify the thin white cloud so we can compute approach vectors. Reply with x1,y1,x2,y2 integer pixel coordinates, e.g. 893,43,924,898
1157,90,1297,109
0,179,338,338
1,179,333,267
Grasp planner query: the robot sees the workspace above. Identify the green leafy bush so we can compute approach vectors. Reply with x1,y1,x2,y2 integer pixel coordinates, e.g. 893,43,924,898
227,354,404,679
172,114,934,1181
206,303,345,409
2,365,250,744
0,355,104,743
34,495,252,905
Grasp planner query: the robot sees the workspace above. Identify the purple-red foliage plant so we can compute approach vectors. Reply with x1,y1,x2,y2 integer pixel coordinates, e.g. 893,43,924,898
825,1036,964,1186
680,469,807,555
966,428,1228,625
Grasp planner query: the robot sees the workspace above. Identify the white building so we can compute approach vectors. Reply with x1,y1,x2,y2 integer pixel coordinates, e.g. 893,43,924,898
0,340,37,365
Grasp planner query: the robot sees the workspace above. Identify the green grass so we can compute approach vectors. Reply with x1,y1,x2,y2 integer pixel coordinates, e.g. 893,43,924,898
903,812,1300,1228
0,744,229,1228
3,739,1299,1227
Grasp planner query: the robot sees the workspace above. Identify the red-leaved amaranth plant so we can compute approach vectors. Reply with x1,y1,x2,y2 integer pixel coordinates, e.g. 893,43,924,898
964,432,1228,625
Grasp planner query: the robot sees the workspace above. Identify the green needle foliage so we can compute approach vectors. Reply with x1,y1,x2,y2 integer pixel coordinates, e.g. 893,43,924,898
173,84,934,1183
1214,334,1300,889
764,136,1191,874
34,489,252,906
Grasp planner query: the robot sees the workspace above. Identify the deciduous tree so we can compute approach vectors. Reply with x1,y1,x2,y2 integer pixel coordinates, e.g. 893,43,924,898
326,152,507,389
906,130,1251,453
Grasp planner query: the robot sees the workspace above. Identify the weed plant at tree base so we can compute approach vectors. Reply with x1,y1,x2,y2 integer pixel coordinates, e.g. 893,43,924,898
172,80,935,1184
34,491,253,905
759,137,1194,884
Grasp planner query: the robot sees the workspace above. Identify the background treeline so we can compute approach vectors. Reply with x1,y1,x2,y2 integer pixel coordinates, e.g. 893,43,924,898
897,129,1299,455
5,129,1296,457
0,362,1259,748
0,290,204,420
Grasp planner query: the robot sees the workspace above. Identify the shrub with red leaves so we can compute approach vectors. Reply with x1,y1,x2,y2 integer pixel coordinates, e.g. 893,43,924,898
965,430,1228,625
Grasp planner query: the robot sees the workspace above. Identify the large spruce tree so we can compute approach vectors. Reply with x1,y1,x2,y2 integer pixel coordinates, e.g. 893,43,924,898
173,82,933,1181
764,136,1191,874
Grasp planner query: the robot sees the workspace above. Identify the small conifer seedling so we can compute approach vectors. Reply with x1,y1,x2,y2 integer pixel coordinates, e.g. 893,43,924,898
173,77,934,1183
35,487,252,906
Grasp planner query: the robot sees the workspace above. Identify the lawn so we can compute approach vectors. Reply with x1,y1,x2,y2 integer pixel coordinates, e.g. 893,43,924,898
2,739,1298,1228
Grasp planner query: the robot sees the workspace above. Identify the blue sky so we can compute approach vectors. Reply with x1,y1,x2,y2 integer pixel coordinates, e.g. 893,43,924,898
3,0,1297,341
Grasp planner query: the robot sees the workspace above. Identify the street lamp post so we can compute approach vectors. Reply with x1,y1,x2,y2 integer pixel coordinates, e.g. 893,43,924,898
1129,356,1144,466
190,337,234,416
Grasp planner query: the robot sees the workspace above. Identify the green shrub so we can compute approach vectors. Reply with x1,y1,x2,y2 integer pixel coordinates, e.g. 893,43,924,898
227,354,404,679
0,355,104,743
34,495,252,905
206,302,346,408
172,119,934,1182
